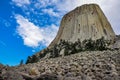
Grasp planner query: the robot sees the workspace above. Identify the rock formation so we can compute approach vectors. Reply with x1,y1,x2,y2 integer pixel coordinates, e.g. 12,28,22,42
25,4,117,64
49,4,115,48
0,4,119,80
0,50,120,80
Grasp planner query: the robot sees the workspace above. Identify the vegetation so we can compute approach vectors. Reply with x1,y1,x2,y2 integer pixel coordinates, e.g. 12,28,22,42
19,59,24,66
26,55,39,64
26,37,112,64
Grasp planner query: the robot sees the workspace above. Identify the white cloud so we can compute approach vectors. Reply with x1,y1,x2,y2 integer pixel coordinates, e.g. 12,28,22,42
35,0,58,8
42,24,59,45
56,0,79,12
12,0,30,7
15,14,58,47
12,0,120,36
42,8,60,17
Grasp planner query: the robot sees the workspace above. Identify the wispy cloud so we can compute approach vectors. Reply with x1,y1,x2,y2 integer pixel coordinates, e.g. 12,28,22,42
12,0,30,7
0,17,11,27
42,8,60,17
0,40,7,47
15,14,58,48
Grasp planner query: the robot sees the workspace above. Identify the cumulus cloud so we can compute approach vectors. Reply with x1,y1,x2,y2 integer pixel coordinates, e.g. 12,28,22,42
15,14,58,47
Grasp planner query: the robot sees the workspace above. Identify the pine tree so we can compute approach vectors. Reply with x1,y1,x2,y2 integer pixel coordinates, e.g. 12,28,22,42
20,59,24,65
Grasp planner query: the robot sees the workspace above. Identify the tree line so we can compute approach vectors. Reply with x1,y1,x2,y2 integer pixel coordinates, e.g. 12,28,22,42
26,37,112,64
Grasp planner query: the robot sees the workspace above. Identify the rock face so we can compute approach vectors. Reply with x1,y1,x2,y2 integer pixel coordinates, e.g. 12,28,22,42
111,35,120,49
1,50,120,80
49,4,115,48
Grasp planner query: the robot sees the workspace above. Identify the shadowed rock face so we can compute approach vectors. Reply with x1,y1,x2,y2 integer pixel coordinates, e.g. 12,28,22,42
49,4,115,48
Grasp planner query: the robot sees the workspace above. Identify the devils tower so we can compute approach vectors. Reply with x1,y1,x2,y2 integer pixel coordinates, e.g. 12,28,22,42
0,4,119,80
49,4,115,47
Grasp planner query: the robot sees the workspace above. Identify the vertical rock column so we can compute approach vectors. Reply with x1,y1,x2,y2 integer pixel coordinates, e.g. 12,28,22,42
49,4,115,48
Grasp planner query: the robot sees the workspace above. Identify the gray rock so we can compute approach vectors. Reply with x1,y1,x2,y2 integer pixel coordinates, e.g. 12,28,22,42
49,4,115,48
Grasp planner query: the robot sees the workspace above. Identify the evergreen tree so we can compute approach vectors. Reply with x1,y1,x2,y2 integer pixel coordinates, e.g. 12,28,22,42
26,56,31,64
53,44,59,57
20,59,24,65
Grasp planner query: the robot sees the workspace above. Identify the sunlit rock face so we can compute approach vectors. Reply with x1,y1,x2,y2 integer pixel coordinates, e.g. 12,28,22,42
49,4,115,47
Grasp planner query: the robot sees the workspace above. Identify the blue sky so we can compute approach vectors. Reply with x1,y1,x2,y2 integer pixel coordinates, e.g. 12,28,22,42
0,0,120,66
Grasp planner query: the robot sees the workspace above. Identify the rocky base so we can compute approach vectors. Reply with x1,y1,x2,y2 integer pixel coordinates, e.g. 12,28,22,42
0,49,120,80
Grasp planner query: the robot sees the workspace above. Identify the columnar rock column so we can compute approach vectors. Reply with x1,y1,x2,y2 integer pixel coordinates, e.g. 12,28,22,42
49,4,115,48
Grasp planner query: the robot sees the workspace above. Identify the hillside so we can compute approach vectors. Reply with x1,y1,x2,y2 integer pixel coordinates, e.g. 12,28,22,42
0,4,120,80
0,49,120,80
